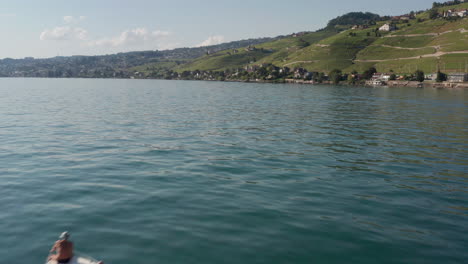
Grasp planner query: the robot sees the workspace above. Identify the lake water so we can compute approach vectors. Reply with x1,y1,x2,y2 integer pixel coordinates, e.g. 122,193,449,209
0,78,466,264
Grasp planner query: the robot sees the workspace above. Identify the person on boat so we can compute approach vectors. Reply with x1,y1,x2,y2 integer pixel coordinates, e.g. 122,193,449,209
49,232,74,264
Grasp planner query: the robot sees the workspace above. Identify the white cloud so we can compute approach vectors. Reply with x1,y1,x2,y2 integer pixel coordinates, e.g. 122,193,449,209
40,26,88,41
87,28,171,48
39,18,175,54
152,30,171,38
63,16,74,23
197,35,226,47
63,15,86,24
40,16,88,41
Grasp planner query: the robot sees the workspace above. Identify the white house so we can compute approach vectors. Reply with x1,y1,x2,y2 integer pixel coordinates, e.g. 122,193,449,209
366,79,385,86
448,73,468,83
444,9,468,18
372,73,392,81
425,73,437,81
379,24,395,32
457,10,467,17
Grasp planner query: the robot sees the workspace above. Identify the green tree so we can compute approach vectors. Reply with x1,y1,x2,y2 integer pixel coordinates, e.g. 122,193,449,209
313,72,326,83
327,12,381,27
436,70,447,82
389,73,397,81
181,71,191,79
415,70,425,82
312,72,320,83
257,67,268,77
429,9,439,20
363,67,377,80
319,72,326,82
329,69,343,84
164,70,174,80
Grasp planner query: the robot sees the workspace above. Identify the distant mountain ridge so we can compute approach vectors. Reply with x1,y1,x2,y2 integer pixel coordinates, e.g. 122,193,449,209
0,36,286,78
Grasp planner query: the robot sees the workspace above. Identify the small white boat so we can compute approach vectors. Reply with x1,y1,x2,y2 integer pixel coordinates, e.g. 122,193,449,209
46,232,102,264
46,254,100,264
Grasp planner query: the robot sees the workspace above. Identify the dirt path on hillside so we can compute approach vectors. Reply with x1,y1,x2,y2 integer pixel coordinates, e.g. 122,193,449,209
282,49,468,65
283,29,467,66
283,61,319,66
376,44,440,50
354,50,468,62
385,28,467,38
385,33,438,38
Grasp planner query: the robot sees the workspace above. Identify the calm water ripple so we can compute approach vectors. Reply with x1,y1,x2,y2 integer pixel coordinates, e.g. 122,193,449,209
0,78,467,264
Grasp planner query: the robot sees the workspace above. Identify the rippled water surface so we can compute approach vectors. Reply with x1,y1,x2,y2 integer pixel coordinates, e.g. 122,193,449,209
0,78,467,264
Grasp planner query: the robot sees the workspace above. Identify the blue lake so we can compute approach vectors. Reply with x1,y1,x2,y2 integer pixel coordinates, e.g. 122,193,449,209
0,78,466,264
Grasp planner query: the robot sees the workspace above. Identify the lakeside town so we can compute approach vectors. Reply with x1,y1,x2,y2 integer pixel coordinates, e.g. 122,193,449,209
133,64,468,89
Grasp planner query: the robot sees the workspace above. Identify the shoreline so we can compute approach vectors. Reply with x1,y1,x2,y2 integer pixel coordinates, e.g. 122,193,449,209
1,76,467,89
284,79,468,88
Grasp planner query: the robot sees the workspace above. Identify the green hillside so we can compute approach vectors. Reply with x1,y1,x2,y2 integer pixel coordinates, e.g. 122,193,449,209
168,3,468,75
174,30,338,72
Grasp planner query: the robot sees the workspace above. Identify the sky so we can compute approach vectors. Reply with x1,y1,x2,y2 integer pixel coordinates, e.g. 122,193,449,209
0,0,437,59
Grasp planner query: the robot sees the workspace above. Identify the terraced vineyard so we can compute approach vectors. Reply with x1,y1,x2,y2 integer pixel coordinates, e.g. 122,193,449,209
165,2,468,75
